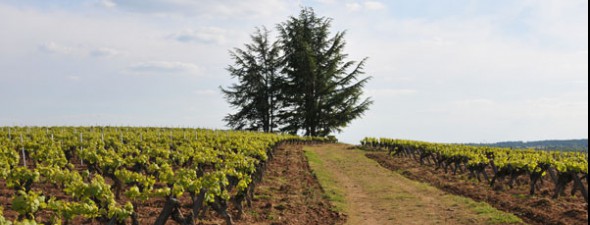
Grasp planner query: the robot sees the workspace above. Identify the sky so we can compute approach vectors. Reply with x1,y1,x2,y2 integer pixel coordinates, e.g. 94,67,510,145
0,0,587,144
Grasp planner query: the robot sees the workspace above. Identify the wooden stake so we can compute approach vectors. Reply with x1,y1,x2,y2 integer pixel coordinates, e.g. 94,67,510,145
20,134,26,167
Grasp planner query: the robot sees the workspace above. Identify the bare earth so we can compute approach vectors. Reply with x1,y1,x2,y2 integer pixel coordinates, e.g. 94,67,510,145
304,144,523,225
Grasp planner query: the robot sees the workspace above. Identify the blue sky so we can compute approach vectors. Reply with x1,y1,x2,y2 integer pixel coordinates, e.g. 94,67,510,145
0,0,587,144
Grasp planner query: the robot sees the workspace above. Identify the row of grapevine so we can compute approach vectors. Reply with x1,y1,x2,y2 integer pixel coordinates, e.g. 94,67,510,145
0,127,329,225
361,137,588,203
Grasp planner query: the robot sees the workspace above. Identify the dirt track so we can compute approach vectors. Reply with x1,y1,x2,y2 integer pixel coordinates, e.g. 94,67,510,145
304,144,523,225
365,151,588,225
239,144,344,225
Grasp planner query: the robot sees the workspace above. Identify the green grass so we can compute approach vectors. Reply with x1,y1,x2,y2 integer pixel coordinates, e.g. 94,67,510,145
304,149,347,212
449,195,524,224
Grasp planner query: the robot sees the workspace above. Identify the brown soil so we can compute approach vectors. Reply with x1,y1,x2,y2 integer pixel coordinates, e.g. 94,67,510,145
365,151,588,225
0,144,344,225
238,144,344,225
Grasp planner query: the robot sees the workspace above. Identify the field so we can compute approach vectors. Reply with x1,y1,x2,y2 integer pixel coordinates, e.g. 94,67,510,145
0,127,333,225
0,127,588,225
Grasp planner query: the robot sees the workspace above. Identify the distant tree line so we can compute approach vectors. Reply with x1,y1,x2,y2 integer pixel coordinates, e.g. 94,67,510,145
469,139,588,153
221,7,372,137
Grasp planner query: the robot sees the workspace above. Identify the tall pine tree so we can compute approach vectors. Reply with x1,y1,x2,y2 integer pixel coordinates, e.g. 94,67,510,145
221,27,282,132
222,8,372,136
277,8,372,136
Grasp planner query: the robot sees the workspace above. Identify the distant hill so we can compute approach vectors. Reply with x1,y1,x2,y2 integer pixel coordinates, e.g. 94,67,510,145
468,139,588,152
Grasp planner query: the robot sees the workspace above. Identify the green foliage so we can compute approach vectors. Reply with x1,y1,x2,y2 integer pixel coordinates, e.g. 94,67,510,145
363,137,588,175
222,27,282,132
0,126,330,224
277,7,372,136
223,7,372,137
0,209,11,225
6,167,39,191
12,190,45,220
12,220,37,225
46,198,100,221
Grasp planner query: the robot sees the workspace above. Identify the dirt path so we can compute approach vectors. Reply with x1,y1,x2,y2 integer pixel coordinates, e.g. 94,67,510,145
236,144,344,225
304,144,523,225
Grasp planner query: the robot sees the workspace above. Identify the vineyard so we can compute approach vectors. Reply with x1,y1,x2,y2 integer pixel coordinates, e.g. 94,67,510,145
1,127,588,225
360,138,588,203
0,127,329,225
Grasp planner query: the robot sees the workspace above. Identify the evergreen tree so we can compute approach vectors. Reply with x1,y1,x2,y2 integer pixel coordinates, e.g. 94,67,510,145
222,8,372,136
221,27,282,132
277,8,372,136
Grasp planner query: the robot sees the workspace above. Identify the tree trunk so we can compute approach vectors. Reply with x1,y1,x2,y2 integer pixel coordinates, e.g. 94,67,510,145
154,196,180,225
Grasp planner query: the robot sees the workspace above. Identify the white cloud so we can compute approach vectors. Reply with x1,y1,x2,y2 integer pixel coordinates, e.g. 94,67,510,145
316,0,337,4
109,0,291,18
367,88,417,97
39,43,122,58
38,42,73,54
193,89,217,96
523,96,588,119
90,47,120,57
434,93,588,131
345,2,362,12
127,61,200,75
348,15,588,87
452,99,495,107
346,1,386,12
364,1,386,11
67,75,81,81
169,27,230,45
523,0,588,49
98,0,117,8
